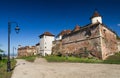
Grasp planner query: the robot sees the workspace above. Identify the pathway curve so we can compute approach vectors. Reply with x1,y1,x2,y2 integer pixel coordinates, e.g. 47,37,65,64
11,58,120,78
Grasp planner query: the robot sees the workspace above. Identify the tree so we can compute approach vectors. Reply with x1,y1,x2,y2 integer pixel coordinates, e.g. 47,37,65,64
0,48,4,60
0,44,4,53
0,49,4,52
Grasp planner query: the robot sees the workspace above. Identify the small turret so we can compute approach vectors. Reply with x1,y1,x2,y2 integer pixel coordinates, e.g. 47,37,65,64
91,11,102,24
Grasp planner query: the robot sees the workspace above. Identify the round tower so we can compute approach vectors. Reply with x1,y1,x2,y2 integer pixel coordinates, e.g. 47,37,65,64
91,11,102,24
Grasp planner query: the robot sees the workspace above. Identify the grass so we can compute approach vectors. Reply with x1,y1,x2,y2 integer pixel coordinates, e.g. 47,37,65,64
0,59,16,78
45,52,120,64
17,52,120,64
17,55,38,62
45,56,103,63
103,52,120,64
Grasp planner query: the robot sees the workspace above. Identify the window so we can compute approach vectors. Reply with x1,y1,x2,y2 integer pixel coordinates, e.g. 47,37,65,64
85,29,91,38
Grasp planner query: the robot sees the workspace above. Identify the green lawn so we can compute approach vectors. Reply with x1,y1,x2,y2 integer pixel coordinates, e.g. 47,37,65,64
45,52,120,64
103,52,120,64
0,59,16,78
45,56,103,63
17,55,38,62
17,52,120,64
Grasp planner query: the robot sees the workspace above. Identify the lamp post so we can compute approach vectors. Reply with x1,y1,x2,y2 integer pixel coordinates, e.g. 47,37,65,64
13,47,14,59
13,47,16,59
7,21,20,72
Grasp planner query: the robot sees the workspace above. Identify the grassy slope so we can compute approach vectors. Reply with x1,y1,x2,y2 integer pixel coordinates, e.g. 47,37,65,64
45,56,102,63
45,52,120,64
0,59,16,78
103,52,120,64
17,55,38,62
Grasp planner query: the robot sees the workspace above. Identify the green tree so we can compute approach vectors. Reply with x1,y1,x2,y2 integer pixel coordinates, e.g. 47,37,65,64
0,44,4,53
0,47,4,60
0,49,4,52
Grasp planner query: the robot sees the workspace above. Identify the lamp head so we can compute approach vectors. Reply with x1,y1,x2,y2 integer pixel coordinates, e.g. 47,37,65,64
15,26,20,34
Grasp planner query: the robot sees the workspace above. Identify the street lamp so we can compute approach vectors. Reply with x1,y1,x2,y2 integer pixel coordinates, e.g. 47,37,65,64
7,21,20,72
13,47,16,59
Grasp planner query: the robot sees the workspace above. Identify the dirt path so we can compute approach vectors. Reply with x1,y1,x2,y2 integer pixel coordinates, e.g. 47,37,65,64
11,58,120,78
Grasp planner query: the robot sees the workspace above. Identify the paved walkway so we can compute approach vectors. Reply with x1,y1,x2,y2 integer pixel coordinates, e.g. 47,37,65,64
11,58,120,78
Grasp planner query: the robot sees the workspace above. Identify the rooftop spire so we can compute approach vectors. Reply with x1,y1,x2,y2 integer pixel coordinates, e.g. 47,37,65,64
91,10,101,18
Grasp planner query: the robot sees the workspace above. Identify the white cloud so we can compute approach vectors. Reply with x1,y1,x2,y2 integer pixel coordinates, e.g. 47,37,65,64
117,24,120,26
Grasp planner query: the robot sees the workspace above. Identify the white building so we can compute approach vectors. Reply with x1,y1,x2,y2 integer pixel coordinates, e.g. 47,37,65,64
39,32,55,56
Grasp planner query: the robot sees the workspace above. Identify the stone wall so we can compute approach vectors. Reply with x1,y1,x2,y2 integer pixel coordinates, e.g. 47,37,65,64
62,38,102,58
100,25,118,59
63,24,100,44
18,47,28,57
52,40,62,55
18,46,36,57
53,23,118,59
62,24,102,59
118,40,120,52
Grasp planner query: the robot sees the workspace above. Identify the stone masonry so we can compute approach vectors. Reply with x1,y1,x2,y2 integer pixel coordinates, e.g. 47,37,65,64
62,23,118,60
53,11,118,60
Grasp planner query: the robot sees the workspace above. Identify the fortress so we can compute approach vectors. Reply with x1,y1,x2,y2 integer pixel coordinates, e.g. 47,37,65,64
18,11,119,60
53,11,118,60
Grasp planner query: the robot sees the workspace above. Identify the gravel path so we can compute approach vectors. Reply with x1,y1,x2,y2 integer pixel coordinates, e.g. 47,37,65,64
11,58,120,78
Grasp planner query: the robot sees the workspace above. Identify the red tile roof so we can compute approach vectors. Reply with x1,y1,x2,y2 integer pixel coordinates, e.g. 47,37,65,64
58,30,71,36
72,25,80,32
39,32,54,38
63,22,117,39
91,11,101,18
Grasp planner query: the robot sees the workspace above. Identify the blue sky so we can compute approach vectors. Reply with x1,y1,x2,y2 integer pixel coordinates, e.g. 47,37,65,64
0,0,120,55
